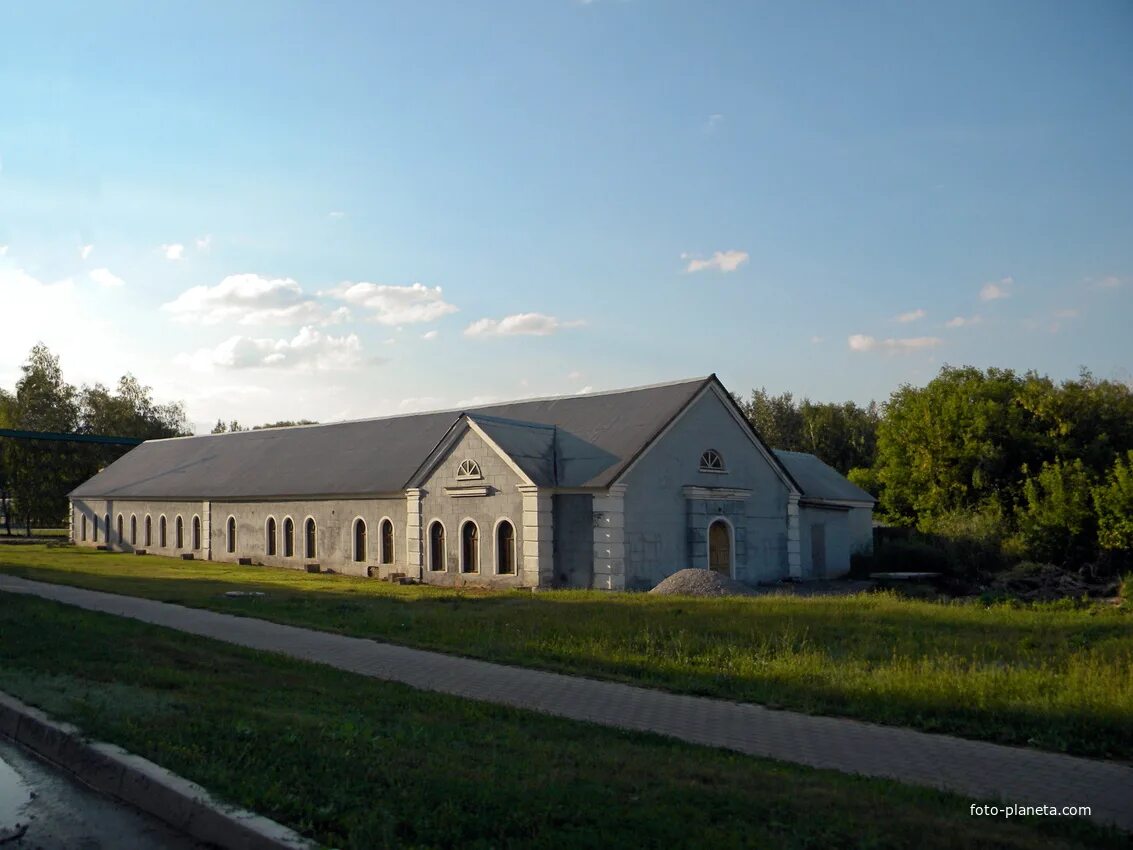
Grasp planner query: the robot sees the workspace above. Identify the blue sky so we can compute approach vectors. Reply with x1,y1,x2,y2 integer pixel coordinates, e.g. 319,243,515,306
2,1,1130,432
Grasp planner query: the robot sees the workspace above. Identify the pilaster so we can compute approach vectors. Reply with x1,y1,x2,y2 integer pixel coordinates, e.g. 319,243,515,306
202,501,212,561
518,484,553,587
787,492,802,579
406,488,423,577
592,484,627,591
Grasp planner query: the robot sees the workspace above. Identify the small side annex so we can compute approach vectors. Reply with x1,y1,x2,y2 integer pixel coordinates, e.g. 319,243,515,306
69,376,874,590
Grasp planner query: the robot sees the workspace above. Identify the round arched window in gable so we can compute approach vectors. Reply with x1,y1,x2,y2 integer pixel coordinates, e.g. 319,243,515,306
456,459,482,481
699,449,726,473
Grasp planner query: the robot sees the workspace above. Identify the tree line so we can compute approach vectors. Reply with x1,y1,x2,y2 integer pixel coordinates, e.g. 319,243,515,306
737,365,1133,572
4,343,1131,569
0,345,191,533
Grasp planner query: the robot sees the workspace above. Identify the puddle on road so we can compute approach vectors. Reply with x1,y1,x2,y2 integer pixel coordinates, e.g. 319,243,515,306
0,753,31,828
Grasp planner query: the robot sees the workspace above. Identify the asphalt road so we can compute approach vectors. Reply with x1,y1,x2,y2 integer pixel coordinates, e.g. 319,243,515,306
0,737,207,849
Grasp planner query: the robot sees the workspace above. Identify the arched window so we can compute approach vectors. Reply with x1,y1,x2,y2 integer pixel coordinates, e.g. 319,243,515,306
283,517,294,557
496,520,516,575
176,516,184,549
699,449,726,472
304,518,317,559
428,521,445,571
103,514,110,542
144,515,152,547
456,459,482,480
93,514,99,542
266,517,277,556
130,515,137,546
352,518,367,562
380,519,394,565
460,521,479,573
192,515,201,550
227,516,237,554
159,515,168,548
116,514,124,544
81,514,87,541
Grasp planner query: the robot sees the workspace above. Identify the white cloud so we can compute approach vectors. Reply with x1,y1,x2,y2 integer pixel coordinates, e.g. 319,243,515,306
683,249,749,274
895,308,925,323
463,313,584,338
578,385,594,394
848,334,941,353
89,268,125,288
0,268,120,385
195,235,212,251
80,244,93,260
326,282,458,326
177,326,363,372
0,245,8,256
328,211,346,220
705,113,724,133
421,330,438,341
1097,276,1122,289
567,370,584,381
979,276,1013,301
163,274,336,326
161,243,185,260
945,314,982,328
810,335,824,344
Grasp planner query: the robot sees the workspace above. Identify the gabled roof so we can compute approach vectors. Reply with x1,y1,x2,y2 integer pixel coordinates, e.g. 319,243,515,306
772,450,875,505
71,377,713,499
466,416,556,487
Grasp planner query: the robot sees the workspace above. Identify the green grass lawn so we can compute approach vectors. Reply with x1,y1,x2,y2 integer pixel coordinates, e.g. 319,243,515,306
0,593,1121,850
2,545,1131,760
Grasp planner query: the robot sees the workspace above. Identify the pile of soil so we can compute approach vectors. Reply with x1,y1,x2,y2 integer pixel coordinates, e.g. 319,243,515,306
649,569,757,597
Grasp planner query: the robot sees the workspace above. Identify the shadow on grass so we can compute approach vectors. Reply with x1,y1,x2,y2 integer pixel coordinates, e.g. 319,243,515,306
2,555,1132,760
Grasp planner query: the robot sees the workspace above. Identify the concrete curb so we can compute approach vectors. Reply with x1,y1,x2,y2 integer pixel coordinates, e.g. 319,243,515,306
0,691,318,850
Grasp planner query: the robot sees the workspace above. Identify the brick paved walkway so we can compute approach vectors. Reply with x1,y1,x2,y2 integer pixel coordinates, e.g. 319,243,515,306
2,575,1130,831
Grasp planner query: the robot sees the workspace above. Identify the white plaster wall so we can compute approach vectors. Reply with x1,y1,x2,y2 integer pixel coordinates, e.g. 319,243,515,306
847,506,874,555
71,496,406,577
72,498,207,557
798,507,851,579
418,427,528,588
210,498,406,577
620,390,791,590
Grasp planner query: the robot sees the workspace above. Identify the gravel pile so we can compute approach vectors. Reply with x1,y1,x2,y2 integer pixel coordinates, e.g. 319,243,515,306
649,568,756,597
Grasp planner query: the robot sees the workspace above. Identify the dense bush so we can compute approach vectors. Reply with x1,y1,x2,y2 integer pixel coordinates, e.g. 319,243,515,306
1017,459,1097,566
1095,451,1133,552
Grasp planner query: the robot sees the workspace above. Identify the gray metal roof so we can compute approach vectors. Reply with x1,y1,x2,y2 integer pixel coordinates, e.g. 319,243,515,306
71,377,713,499
772,450,876,504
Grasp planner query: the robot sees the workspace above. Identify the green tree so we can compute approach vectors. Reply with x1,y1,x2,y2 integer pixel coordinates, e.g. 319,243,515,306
1017,459,1097,565
4,345,81,530
1017,369,1133,476
737,388,805,452
1094,451,1133,553
79,375,190,472
736,389,879,474
797,400,879,474
872,366,1041,524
